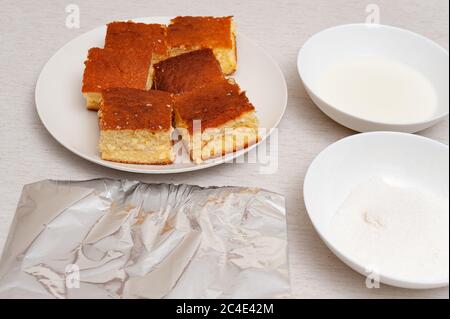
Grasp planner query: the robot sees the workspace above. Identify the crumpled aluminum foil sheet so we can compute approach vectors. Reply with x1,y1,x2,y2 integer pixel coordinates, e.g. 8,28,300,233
0,179,291,299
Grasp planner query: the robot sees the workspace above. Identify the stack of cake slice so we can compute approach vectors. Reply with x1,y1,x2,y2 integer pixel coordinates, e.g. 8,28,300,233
82,21,168,110
82,16,259,165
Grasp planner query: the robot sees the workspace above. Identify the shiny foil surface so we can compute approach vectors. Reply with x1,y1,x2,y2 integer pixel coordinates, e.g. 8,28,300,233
0,179,291,299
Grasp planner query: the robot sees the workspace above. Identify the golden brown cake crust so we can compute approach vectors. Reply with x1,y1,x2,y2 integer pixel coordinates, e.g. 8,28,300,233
174,81,255,133
105,21,167,57
100,88,173,131
82,47,152,93
153,49,224,93
167,16,234,49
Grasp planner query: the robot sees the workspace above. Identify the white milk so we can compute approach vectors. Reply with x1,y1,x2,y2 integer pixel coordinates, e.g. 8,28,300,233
317,56,438,124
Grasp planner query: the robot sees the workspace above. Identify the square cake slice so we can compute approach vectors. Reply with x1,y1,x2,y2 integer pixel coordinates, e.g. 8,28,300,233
105,21,168,62
99,88,174,165
105,21,168,87
174,81,259,164
167,16,237,75
153,49,225,93
82,48,153,110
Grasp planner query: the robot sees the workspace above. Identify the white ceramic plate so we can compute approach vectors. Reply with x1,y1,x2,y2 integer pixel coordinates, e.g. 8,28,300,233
35,17,287,174
304,132,449,289
298,24,449,133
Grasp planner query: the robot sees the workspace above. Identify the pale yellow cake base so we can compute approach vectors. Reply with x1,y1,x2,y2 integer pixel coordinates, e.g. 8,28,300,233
177,111,259,164
84,92,103,111
99,128,174,164
147,53,168,88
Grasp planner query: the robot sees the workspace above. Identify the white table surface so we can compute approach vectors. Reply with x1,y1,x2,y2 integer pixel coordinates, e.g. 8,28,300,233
0,0,448,299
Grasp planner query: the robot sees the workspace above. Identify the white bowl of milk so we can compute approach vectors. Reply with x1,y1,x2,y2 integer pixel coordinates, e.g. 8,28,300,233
297,24,449,133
